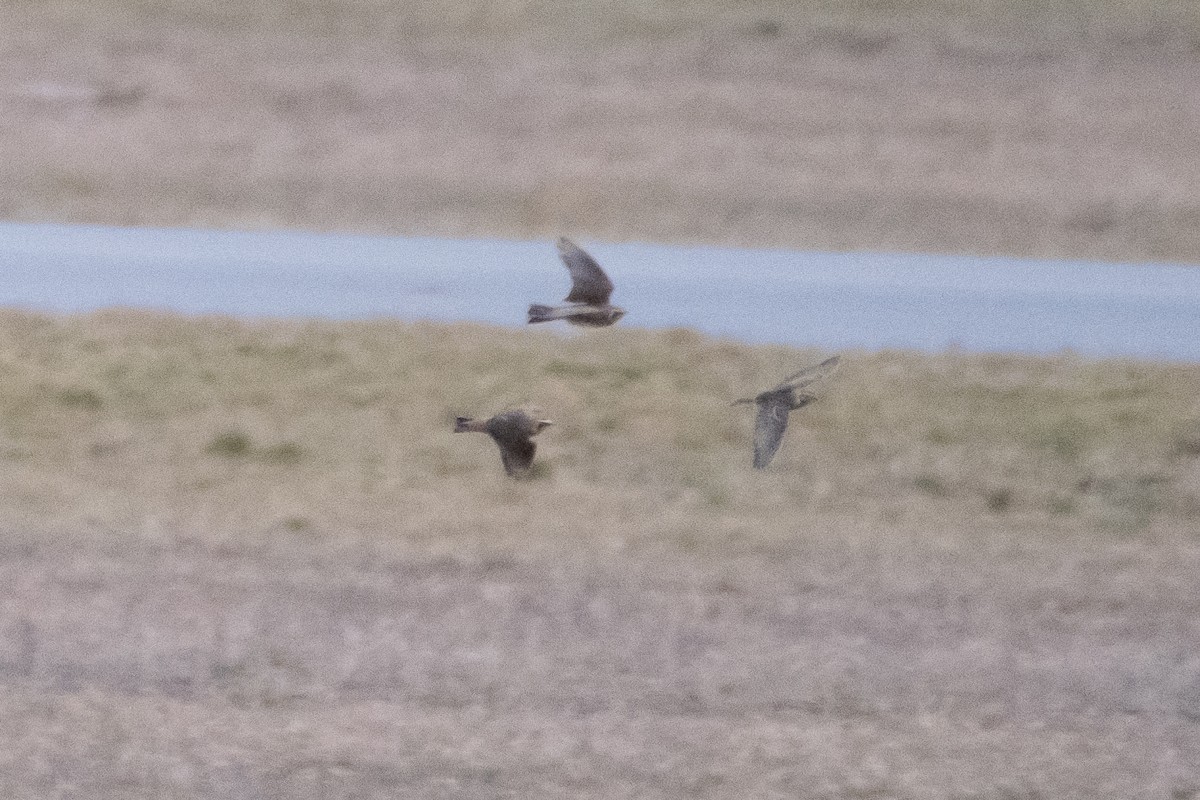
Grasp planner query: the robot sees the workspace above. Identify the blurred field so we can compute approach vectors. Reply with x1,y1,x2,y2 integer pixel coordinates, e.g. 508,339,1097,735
3,0,1200,262
0,309,1199,797
4,0,1200,795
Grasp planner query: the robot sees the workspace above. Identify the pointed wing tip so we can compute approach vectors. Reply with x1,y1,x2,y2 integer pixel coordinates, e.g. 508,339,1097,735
556,238,614,304
776,354,843,391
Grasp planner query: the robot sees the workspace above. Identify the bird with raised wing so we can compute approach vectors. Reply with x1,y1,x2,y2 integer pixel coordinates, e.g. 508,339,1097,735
733,355,841,469
453,408,553,478
528,237,626,327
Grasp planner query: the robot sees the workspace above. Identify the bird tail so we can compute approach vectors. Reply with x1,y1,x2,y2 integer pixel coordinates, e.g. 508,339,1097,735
527,304,557,324
453,416,474,433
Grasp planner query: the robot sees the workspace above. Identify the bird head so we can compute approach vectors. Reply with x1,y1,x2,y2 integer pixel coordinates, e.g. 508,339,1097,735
791,393,817,410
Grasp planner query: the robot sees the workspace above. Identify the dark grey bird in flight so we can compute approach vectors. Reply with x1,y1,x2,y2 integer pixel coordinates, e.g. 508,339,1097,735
733,355,841,469
528,237,626,327
454,409,553,478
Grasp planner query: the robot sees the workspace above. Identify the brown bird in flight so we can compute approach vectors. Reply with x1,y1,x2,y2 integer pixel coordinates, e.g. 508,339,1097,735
454,409,553,478
733,355,841,469
528,237,626,327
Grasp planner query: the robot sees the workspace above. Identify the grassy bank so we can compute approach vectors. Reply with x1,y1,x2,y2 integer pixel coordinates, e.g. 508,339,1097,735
1,309,1196,546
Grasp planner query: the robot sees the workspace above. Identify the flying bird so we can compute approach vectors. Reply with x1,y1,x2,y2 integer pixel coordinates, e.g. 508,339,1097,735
733,355,841,469
453,409,553,478
527,237,626,327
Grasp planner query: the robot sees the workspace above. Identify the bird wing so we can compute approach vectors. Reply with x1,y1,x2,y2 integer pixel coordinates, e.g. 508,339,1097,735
497,438,536,477
776,355,841,392
557,237,614,305
487,410,539,476
752,398,791,469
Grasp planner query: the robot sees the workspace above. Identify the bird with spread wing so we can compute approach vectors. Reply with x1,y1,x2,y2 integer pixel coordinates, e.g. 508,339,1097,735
527,237,626,327
454,409,553,478
733,355,841,469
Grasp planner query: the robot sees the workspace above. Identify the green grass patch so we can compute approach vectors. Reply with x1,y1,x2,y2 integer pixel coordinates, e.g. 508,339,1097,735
206,430,254,458
56,387,104,411
205,429,305,465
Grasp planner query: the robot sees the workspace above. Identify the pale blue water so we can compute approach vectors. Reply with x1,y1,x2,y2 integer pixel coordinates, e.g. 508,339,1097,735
2,221,1198,361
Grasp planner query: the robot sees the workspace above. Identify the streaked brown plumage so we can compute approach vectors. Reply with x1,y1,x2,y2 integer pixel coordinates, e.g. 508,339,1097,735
733,355,841,469
527,237,626,327
453,409,553,478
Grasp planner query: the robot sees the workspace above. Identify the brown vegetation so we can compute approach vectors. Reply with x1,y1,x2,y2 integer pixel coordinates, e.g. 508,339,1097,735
3,0,1200,262
3,0,1200,794
0,309,1198,796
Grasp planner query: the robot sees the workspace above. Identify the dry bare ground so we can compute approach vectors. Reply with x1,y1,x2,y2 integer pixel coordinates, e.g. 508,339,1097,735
3,0,1200,262
0,310,1197,797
